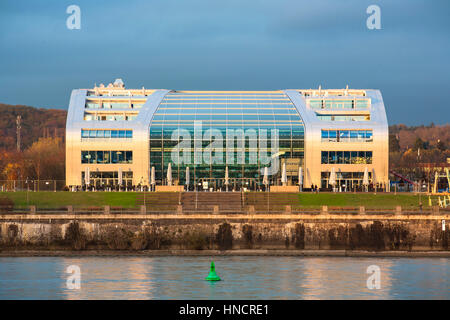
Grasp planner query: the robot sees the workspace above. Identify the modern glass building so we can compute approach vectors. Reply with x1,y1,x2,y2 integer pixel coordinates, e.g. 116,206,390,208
66,80,388,191
148,91,304,190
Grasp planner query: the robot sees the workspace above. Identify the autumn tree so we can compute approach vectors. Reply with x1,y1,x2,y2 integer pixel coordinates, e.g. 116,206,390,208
413,138,425,151
0,151,24,180
23,137,65,180
437,140,446,151
389,134,400,152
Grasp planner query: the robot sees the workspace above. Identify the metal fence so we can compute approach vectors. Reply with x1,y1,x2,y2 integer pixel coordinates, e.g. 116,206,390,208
0,180,66,192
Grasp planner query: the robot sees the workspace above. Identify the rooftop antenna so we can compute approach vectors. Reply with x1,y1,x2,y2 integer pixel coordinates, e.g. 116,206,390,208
344,85,349,96
16,115,21,152
318,85,322,96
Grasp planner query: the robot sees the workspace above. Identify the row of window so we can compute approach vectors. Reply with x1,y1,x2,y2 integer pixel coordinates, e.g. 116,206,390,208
85,102,144,109
321,130,372,142
150,140,304,149
81,151,133,164
165,92,286,97
86,89,152,97
162,100,290,104
303,90,366,97
150,125,303,135
153,114,301,121
157,108,299,114
83,171,133,179
321,171,373,179
81,129,133,139
316,115,370,122
147,159,298,181
309,99,370,110
159,103,295,110
321,151,373,164
84,114,137,121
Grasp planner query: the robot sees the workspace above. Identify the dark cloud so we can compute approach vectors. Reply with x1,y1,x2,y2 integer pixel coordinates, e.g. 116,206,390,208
0,0,448,125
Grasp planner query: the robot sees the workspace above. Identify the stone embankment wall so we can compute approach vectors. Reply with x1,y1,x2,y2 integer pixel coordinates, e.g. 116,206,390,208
0,213,449,252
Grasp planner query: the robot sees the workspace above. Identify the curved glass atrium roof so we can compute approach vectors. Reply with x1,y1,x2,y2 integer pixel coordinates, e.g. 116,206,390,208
149,91,305,185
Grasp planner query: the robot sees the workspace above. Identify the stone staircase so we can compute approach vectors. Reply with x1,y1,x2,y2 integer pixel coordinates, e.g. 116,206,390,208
181,192,242,212
135,192,300,213
135,192,181,212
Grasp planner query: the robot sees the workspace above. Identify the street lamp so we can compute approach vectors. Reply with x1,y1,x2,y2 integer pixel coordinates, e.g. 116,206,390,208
140,176,146,206
25,177,29,206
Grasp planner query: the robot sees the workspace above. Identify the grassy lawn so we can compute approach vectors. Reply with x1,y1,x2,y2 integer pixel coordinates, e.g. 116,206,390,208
0,191,139,209
296,193,433,209
0,191,443,210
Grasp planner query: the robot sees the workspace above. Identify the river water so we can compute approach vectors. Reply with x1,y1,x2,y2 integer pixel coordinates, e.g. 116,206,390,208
0,256,448,299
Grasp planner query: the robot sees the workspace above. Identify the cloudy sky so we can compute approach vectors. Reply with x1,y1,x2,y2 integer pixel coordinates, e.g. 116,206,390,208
0,0,449,125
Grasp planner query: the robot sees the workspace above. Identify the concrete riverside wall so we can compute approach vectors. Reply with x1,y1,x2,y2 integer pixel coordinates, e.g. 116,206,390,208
0,213,449,252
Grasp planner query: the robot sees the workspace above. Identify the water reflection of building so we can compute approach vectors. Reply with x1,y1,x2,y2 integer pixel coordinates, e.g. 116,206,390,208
298,257,394,299
61,258,82,300
62,258,155,300
130,259,156,299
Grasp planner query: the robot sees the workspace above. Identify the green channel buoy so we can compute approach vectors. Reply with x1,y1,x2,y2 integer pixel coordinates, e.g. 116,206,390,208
205,261,221,281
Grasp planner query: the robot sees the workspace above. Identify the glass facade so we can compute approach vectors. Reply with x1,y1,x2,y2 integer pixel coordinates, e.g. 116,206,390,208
321,151,372,164
149,91,305,189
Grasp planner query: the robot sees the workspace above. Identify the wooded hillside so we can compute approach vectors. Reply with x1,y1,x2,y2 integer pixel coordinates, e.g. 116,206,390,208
0,103,66,151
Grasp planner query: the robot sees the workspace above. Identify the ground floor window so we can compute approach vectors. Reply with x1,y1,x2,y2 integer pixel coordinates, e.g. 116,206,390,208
148,162,305,191
81,171,133,189
320,171,372,190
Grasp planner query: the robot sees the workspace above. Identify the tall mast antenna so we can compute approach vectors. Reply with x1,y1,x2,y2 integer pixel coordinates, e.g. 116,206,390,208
16,115,21,152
